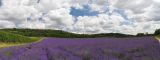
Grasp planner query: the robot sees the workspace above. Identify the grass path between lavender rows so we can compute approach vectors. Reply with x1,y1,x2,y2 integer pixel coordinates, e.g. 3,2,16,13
0,37,44,48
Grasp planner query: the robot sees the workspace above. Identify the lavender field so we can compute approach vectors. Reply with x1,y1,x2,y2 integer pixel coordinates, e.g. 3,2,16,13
0,37,160,60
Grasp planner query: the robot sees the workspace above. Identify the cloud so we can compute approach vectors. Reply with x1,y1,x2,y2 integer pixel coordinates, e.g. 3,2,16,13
0,20,15,28
0,0,160,35
73,13,127,34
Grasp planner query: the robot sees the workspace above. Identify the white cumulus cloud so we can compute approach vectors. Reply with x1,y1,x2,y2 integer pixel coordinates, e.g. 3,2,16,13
0,0,160,35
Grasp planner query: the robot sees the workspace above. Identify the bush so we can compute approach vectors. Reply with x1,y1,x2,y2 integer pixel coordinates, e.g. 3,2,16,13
154,29,160,35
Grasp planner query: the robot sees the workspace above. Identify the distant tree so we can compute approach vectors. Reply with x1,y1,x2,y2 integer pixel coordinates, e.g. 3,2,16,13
12,28,17,30
154,29,160,35
136,33,145,37
145,32,148,35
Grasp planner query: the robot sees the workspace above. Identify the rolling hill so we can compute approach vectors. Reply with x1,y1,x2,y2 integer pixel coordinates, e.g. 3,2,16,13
0,31,40,43
0,28,134,38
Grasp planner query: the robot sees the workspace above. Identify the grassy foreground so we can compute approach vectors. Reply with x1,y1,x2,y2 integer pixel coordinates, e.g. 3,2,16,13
155,35,160,42
156,35,160,38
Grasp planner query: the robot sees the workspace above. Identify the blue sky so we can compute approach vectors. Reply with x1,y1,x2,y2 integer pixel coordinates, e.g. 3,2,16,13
70,5,99,17
70,4,133,26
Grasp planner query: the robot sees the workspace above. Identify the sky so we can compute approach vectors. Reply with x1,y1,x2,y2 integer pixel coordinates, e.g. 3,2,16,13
0,0,160,35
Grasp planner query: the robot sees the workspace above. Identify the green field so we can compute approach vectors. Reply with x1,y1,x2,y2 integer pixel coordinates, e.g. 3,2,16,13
155,35,160,41
0,31,42,48
156,35,160,38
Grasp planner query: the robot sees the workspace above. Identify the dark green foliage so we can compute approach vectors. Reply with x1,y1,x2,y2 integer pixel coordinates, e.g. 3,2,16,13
154,29,160,35
0,31,38,43
0,28,134,38
136,33,145,37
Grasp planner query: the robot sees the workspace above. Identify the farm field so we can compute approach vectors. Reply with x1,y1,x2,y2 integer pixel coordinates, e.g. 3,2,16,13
0,36,160,60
